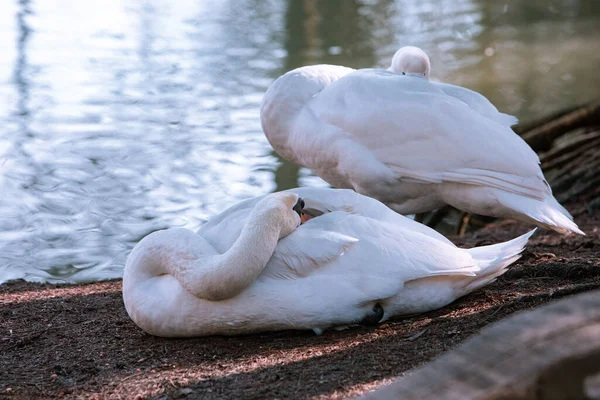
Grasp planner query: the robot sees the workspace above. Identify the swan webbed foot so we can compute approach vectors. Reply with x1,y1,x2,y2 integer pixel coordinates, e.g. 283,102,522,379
333,325,350,331
457,212,471,237
312,304,383,335
359,303,384,327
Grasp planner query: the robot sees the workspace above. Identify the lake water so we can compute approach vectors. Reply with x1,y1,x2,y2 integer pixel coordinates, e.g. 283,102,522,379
1,0,599,283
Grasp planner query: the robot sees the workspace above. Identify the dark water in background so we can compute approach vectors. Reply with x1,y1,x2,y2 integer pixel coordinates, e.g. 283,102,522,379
0,0,599,283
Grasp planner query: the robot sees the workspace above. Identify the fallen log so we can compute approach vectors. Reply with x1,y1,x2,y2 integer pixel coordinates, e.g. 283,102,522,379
540,130,600,171
361,290,600,400
518,100,600,152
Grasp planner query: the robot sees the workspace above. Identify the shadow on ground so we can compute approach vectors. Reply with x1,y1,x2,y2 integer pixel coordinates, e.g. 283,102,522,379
1,211,599,399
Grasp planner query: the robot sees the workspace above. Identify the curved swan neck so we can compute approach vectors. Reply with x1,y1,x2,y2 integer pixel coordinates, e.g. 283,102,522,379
181,205,284,302
219,211,282,280
260,65,354,158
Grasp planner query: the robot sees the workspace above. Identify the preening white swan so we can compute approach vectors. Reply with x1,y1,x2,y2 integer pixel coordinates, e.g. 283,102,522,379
387,46,518,127
123,188,535,337
260,64,583,235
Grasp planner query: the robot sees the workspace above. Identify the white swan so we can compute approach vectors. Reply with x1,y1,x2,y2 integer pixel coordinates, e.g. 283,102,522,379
123,188,535,337
387,46,518,127
260,65,583,235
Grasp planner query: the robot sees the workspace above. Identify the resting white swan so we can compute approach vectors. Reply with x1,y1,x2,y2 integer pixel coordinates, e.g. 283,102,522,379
123,188,535,337
387,46,518,127
260,65,583,235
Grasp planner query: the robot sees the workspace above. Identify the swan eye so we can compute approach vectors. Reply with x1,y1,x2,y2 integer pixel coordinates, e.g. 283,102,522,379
402,72,406,75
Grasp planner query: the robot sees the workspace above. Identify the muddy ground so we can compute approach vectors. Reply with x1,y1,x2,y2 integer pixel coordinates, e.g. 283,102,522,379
1,206,599,400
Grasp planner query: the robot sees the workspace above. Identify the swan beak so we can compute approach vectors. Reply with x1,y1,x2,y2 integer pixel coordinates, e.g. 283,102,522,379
300,213,312,224
292,197,305,218
300,208,323,224
303,208,323,218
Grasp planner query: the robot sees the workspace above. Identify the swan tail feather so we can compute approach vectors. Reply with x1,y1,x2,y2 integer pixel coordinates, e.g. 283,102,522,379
461,229,536,295
510,195,584,235
538,196,585,235
448,185,584,235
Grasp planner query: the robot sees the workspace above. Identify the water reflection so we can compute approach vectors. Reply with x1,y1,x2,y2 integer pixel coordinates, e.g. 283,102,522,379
0,0,599,283
274,0,394,190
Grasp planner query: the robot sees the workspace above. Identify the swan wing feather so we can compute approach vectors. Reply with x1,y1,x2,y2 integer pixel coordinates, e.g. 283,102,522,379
266,212,479,283
306,69,549,199
284,187,456,245
267,227,359,279
433,81,519,127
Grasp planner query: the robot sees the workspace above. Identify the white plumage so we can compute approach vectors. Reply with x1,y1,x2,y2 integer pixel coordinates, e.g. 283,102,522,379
123,188,534,337
261,61,582,235
387,46,518,127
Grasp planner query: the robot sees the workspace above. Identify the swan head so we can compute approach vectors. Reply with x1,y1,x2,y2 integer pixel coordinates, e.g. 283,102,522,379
254,192,303,239
388,46,430,79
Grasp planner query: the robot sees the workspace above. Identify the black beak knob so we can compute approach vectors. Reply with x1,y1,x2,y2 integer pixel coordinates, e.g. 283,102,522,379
292,197,304,217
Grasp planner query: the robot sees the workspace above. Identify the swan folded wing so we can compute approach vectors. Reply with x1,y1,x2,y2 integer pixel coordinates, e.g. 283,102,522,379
264,229,359,279
433,82,519,127
308,70,549,199
387,165,550,200
303,214,479,282
369,218,481,279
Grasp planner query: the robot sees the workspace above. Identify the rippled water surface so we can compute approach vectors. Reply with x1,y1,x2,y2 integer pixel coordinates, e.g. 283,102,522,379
1,0,599,283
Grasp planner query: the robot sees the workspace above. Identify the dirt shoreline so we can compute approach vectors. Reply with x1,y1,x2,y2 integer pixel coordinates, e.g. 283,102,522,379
2,212,599,399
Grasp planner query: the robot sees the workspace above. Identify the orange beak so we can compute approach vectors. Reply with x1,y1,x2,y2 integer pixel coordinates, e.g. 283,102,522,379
300,212,314,224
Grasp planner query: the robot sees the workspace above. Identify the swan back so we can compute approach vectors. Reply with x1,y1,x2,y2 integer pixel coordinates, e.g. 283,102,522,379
387,46,517,126
433,82,519,127
261,65,354,159
306,69,546,197
198,187,456,251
